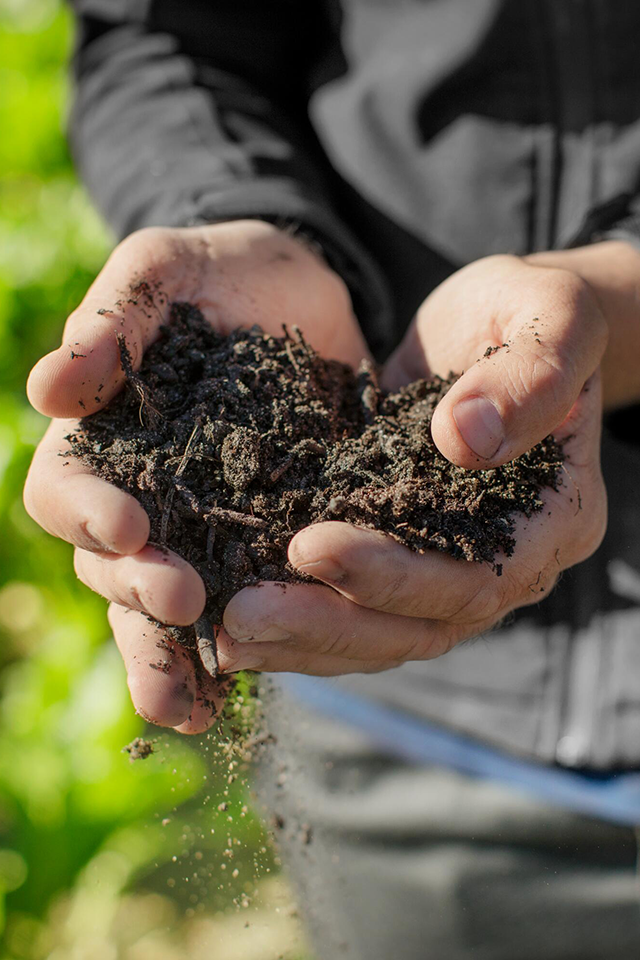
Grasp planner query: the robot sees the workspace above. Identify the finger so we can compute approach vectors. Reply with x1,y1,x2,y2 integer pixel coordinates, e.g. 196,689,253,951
431,268,608,468
109,604,198,727
173,672,233,735
24,418,149,554
216,626,396,676
554,370,603,453
75,545,206,625
286,521,501,622
223,582,466,665
27,228,186,419
540,371,607,568
108,604,227,731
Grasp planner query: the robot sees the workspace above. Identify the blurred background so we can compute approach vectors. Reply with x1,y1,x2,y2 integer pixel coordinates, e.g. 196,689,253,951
0,1,306,957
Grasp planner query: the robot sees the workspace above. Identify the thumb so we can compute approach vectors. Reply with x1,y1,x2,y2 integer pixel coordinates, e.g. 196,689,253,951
27,227,183,419
431,273,608,468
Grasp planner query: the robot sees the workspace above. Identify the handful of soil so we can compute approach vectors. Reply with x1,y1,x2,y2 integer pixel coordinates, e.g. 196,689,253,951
68,302,563,676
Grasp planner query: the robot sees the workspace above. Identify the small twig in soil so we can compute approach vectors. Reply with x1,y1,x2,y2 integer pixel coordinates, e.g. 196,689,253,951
163,428,203,541
116,333,161,427
173,480,268,529
297,438,325,456
269,438,325,484
176,423,202,477
204,505,269,529
284,337,302,376
173,479,203,516
160,487,175,545
270,455,294,484
206,525,216,564
291,324,314,360
195,617,220,678
160,425,202,545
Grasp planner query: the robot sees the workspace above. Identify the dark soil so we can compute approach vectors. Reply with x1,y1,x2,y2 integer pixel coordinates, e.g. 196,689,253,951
68,302,564,676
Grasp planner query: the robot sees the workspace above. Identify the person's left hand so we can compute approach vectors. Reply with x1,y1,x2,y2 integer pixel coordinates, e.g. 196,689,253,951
217,254,609,676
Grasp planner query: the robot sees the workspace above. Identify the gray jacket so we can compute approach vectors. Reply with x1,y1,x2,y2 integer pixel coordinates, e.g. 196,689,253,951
70,0,640,768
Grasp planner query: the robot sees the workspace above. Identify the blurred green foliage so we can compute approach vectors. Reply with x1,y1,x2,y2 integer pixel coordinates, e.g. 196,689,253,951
0,2,302,956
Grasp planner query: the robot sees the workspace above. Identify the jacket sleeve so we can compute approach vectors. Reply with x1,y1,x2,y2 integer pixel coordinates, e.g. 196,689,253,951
566,192,640,252
68,0,390,338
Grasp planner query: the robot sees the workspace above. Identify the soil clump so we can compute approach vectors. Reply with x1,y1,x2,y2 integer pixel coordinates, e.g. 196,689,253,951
68,302,564,675
123,736,155,761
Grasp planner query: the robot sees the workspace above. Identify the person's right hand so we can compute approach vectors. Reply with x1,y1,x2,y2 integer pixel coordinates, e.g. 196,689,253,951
24,219,370,733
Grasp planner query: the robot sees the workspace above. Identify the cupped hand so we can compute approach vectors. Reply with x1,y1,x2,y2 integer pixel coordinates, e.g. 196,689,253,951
24,220,370,732
217,255,608,676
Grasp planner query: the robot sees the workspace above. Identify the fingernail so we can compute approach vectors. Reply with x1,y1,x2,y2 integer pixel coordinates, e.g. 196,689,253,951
296,557,346,585
235,625,291,644
82,521,114,553
452,397,504,459
220,653,265,674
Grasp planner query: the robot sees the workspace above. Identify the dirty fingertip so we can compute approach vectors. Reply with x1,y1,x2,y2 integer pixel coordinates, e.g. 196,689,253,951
173,677,230,734
127,661,196,728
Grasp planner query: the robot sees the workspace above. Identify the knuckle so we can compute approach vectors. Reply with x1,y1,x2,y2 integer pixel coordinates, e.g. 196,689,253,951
505,349,567,408
536,268,593,322
540,269,607,356
363,568,408,613
545,267,586,303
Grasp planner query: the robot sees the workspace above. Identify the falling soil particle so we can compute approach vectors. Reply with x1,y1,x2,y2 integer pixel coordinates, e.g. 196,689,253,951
123,737,155,761
68,302,564,677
